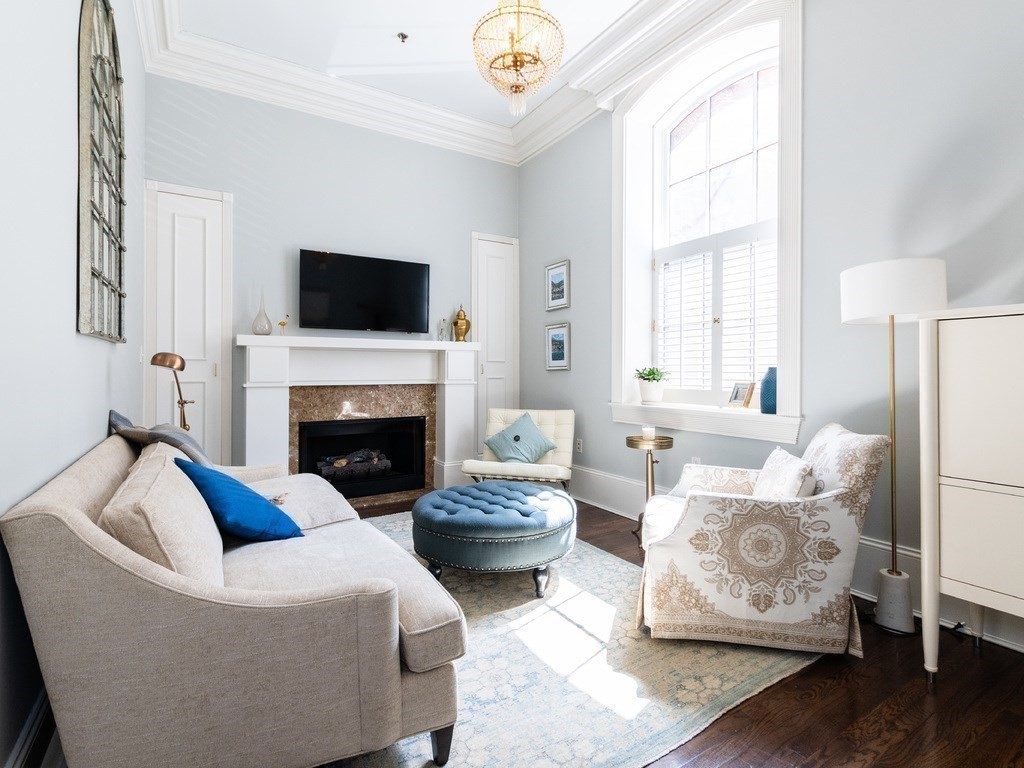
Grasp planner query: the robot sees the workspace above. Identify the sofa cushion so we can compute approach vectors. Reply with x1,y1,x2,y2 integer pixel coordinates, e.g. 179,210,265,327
484,412,556,464
98,449,224,585
108,409,213,466
246,474,359,530
175,459,302,542
222,521,466,672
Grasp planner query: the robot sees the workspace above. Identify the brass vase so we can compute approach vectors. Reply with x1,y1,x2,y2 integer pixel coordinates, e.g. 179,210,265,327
453,305,471,342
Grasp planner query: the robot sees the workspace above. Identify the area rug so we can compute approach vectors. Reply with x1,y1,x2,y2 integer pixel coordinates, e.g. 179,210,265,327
334,512,819,768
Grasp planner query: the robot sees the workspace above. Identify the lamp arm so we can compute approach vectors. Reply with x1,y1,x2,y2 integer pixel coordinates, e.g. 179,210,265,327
171,370,194,431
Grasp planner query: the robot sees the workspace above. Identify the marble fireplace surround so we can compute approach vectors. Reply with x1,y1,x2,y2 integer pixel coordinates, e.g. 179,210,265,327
237,335,480,491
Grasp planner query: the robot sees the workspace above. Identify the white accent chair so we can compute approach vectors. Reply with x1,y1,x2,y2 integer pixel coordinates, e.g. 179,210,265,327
461,408,575,490
636,423,889,657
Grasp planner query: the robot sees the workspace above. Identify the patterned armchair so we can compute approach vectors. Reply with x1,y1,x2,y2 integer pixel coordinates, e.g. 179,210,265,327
637,423,889,656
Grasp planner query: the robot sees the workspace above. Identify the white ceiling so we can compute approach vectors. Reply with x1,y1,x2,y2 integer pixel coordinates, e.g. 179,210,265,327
177,0,640,127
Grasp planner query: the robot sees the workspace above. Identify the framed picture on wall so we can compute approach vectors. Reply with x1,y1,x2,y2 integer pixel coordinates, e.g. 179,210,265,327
545,322,570,370
545,260,570,310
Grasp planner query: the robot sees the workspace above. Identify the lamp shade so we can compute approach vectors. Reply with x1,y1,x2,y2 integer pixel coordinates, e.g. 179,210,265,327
840,258,947,325
150,352,185,371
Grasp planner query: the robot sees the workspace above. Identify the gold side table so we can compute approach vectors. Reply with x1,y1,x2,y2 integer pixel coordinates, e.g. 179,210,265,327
625,434,674,549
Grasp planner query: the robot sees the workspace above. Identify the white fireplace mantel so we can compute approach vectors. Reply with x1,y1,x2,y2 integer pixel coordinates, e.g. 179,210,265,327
237,334,481,489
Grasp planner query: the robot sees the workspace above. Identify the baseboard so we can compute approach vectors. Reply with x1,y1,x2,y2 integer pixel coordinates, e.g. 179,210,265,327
573,462,1024,655
4,691,53,768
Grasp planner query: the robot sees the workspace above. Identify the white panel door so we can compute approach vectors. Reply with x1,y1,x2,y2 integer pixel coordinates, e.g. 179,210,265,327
145,183,232,463
471,233,519,454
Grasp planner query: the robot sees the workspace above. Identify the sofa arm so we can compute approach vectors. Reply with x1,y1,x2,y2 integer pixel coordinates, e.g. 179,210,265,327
213,462,289,483
2,512,403,768
668,464,760,497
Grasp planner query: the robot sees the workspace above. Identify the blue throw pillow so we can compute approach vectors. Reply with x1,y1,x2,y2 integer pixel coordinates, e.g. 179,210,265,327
174,458,302,541
484,413,557,464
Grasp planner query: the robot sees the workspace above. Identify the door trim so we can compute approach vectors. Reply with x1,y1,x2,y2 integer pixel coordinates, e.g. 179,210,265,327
470,232,520,454
143,180,234,463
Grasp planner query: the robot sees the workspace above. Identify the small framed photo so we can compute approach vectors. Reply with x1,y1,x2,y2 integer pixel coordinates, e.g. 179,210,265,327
545,260,570,310
727,382,755,407
545,322,570,370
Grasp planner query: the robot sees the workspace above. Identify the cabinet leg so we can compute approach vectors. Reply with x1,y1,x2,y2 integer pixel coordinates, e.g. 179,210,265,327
968,602,985,648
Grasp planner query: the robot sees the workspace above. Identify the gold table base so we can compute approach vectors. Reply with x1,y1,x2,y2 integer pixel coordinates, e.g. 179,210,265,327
625,435,674,549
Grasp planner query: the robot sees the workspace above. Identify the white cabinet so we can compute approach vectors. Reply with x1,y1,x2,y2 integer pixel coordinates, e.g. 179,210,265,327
920,305,1024,681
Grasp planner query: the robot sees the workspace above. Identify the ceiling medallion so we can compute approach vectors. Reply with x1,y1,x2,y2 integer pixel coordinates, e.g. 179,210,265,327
472,0,565,117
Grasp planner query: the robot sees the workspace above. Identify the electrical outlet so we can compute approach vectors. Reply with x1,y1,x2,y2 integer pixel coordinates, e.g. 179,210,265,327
691,456,702,465
575,438,584,454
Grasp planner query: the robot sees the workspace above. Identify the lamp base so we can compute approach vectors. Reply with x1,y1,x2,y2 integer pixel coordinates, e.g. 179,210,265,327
874,568,915,634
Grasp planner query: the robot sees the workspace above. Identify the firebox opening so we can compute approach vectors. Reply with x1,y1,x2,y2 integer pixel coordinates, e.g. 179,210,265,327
298,416,426,499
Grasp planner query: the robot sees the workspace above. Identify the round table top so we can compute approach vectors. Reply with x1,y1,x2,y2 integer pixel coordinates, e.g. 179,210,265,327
625,435,674,451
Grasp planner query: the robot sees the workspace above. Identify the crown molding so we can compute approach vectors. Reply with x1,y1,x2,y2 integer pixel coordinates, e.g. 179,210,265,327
133,0,758,166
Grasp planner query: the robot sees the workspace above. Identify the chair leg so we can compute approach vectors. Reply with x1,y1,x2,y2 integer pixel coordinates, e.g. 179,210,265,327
427,562,442,581
533,565,549,598
431,724,454,766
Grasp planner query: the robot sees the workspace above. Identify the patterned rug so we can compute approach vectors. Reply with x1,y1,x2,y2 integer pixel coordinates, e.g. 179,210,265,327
334,512,819,768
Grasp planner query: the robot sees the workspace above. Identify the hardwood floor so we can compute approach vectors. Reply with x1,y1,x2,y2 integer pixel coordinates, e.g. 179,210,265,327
364,496,1024,768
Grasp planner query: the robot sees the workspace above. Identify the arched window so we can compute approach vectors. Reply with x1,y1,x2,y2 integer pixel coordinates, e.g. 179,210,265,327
78,0,126,342
611,2,801,442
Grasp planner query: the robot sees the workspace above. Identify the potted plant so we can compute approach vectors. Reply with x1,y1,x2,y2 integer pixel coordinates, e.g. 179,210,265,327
634,367,667,403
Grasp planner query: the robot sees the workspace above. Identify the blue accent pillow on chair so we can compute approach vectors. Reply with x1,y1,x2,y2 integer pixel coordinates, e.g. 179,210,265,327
174,458,302,541
484,413,557,463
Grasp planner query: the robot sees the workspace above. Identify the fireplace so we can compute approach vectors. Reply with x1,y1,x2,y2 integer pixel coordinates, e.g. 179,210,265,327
298,416,426,499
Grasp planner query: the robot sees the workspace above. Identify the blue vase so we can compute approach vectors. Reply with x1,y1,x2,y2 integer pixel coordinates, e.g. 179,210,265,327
760,366,777,414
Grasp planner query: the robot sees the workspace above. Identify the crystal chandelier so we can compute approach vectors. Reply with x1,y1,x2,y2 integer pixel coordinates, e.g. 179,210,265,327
473,0,565,117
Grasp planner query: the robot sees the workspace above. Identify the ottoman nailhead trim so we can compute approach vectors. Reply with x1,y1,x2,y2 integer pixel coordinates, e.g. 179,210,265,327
412,519,574,545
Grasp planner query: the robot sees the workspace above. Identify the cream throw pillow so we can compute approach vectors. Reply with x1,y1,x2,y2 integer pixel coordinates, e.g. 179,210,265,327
752,447,816,499
99,446,224,585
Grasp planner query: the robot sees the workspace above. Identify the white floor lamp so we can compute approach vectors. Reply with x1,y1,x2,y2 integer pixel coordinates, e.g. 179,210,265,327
840,258,947,634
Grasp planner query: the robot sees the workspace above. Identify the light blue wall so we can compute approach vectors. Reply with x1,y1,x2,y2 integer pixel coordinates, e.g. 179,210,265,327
0,0,147,759
145,76,519,460
519,0,1024,552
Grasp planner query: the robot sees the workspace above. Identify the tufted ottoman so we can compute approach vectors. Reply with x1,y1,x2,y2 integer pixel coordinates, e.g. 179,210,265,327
411,481,577,597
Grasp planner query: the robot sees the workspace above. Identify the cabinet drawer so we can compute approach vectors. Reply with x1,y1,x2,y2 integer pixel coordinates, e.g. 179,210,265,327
938,315,1024,486
940,484,1024,598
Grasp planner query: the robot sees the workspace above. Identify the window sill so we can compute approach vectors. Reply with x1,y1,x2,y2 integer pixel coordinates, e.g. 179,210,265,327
609,401,803,444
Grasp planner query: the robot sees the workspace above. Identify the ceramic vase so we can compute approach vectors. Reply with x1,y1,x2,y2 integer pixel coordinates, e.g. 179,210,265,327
252,291,273,335
760,366,777,414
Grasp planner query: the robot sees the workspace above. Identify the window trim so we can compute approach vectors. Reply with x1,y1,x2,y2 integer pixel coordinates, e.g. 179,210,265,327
609,0,802,442
78,0,127,343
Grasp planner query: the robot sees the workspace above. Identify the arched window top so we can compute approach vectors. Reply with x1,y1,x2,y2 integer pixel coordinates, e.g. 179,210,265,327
78,0,126,342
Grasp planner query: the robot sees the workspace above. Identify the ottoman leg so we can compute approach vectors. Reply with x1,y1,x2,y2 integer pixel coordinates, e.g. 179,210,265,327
533,566,549,598
427,562,443,581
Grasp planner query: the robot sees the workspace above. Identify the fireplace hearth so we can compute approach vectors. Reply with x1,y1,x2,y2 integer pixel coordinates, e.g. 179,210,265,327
298,417,425,499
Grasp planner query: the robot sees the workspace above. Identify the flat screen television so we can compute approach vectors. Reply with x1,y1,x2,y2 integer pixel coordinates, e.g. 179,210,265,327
299,250,429,334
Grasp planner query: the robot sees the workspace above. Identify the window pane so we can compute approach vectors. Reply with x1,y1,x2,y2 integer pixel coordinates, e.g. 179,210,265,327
657,253,714,391
757,144,778,222
669,174,707,243
669,103,707,183
721,241,777,389
709,154,754,233
710,75,753,166
757,67,779,146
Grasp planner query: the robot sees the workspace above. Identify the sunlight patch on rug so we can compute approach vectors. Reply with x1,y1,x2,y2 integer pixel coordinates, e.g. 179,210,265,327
331,512,819,768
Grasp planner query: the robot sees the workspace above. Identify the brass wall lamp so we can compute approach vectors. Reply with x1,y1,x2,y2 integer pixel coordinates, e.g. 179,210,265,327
150,352,194,431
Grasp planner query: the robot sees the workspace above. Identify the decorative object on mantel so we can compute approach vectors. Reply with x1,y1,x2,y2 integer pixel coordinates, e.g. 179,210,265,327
277,314,289,335
634,367,666,403
545,323,570,370
453,305,471,342
760,366,778,414
437,316,449,341
150,352,194,431
727,382,755,408
251,290,273,335
840,257,947,634
545,259,570,310
473,0,565,116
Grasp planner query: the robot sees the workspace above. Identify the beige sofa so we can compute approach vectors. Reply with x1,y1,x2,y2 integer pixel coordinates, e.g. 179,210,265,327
0,435,466,768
